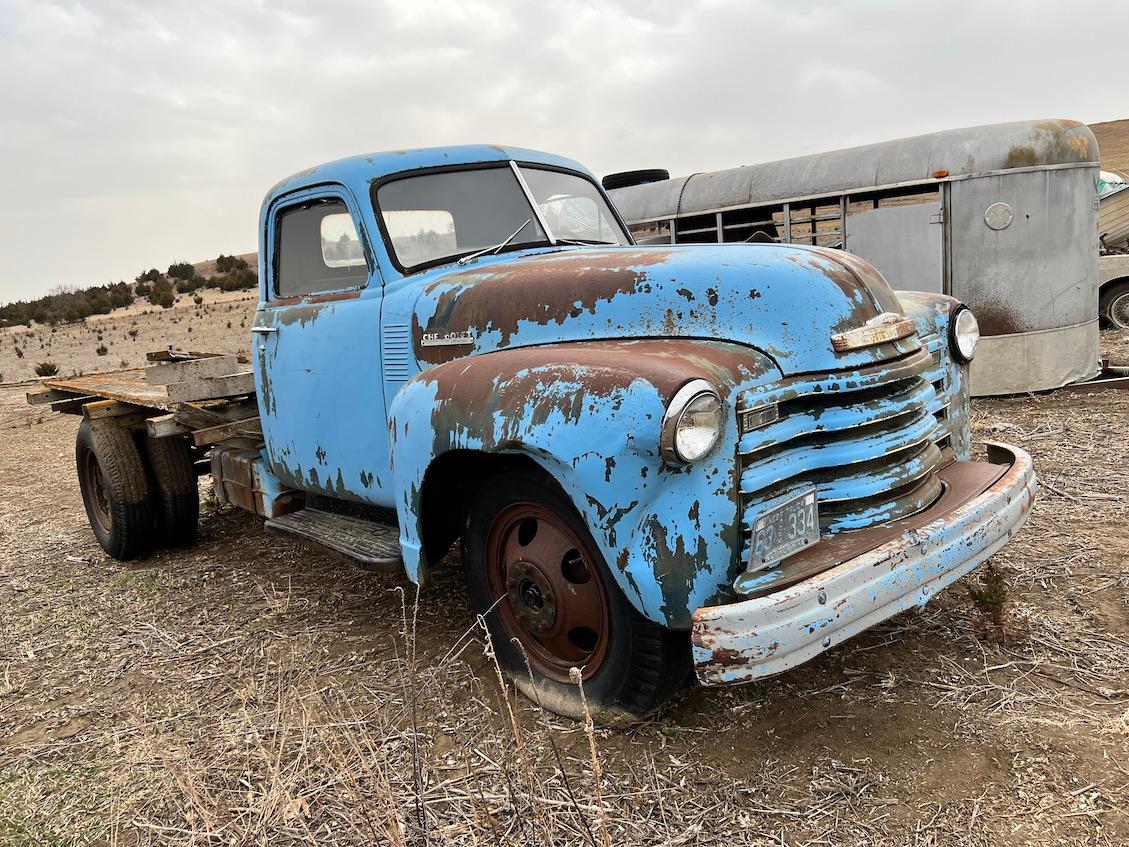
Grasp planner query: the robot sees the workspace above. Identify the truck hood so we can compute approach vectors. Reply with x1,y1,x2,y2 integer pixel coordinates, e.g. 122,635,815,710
411,244,917,376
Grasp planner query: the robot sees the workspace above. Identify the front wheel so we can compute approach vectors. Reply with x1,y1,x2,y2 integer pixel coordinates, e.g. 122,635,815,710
1100,281,1129,329
462,471,689,723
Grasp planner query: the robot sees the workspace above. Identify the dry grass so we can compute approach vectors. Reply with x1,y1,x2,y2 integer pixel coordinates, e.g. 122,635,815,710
0,287,256,384
1092,119,1129,176
1,333,1127,846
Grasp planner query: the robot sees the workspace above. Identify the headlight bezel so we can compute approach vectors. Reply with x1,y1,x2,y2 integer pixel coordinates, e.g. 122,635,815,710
949,305,980,364
660,379,723,465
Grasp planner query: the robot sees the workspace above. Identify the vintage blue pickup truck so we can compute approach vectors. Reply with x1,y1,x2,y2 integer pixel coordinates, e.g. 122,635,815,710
35,145,1036,721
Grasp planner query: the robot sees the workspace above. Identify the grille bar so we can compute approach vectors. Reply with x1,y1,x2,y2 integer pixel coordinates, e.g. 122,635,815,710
737,332,957,572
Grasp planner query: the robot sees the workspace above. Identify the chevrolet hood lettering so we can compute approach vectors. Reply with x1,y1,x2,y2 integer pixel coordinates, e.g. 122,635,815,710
411,244,918,375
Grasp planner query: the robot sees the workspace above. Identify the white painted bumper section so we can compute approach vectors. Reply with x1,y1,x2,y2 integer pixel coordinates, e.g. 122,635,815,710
691,442,1036,686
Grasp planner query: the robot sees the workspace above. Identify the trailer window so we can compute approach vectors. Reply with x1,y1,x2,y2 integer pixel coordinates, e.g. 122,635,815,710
276,200,369,297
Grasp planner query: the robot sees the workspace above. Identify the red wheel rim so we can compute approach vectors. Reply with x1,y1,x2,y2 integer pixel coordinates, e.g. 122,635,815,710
484,501,612,682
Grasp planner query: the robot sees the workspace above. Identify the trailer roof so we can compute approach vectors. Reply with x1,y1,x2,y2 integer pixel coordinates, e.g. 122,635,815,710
610,119,1099,222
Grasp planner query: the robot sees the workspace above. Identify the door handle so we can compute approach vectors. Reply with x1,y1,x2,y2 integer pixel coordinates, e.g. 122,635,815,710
251,326,278,334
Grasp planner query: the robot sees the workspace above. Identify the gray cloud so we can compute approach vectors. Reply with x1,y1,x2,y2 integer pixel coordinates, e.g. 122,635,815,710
2,0,1127,302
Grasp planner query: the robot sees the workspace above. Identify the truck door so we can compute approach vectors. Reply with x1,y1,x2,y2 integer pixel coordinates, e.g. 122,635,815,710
252,187,395,508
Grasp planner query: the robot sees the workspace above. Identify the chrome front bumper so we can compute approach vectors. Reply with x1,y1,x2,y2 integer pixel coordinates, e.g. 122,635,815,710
691,442,1036,686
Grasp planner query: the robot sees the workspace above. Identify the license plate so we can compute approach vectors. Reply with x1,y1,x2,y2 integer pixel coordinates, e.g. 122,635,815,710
750,490,820,568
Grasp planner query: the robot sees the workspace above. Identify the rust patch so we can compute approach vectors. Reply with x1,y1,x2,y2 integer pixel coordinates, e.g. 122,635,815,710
271,289,362,307
414,249,675,364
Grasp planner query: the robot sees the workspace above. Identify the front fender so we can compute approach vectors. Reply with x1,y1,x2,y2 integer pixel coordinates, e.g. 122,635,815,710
387,339,780,628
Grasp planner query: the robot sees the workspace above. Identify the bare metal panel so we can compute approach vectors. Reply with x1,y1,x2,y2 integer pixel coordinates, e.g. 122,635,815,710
970,320,1100,396
948,166,1097,335
845,203,944,294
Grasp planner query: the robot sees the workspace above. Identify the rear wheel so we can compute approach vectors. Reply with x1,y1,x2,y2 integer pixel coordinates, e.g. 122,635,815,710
76,418,155,560
462,471,689,723
144,434,199,547
1100,281,1129,329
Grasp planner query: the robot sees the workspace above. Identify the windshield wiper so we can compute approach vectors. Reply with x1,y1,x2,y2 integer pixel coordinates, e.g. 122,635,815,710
457,219,532,266
554,238,618,246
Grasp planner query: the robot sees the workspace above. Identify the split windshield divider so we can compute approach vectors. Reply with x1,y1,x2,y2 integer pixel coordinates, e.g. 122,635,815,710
510,161,559,247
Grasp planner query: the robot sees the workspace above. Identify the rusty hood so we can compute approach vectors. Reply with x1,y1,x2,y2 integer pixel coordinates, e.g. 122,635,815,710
410,244,917,376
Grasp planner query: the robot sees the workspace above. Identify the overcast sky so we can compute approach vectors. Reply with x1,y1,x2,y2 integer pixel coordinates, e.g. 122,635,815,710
2,0,1128,303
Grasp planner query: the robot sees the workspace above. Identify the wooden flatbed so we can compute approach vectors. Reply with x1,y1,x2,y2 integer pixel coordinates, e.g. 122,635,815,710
26,352,261,447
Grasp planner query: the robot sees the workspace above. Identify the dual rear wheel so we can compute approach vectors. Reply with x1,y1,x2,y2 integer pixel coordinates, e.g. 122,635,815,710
76,418,199,560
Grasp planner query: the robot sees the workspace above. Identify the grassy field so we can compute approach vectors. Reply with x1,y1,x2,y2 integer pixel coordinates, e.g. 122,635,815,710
1,330,1127,845
0,125,1127,847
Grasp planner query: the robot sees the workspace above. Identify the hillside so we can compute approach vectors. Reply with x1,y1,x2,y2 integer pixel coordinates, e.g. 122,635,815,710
1091,118,1129,175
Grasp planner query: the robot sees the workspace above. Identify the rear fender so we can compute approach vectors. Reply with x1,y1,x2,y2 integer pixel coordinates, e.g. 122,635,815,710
387,339,780,628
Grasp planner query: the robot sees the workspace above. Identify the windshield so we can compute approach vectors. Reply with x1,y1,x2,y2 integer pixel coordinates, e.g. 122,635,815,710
519,166,629,246
375,164,628,271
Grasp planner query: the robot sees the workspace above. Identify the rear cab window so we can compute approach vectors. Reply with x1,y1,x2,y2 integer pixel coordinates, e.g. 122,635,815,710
276,199,368,298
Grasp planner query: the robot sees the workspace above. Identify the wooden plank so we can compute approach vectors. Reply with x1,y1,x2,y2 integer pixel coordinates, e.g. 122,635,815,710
146,349,225,363
146,414,189,438
50,396,99,414
145,355,239,385
42,370,172,410
191,416,262,447
28,388,85,406
165,372,255,403
82,399,150,419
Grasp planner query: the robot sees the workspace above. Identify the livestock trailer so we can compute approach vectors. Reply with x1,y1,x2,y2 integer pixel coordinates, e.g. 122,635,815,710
607,119,1102,396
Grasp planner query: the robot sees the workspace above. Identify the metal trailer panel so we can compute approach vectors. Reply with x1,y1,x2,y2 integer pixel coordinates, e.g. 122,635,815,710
607,119,1101,396
948,166,1100,394
845,202,944,294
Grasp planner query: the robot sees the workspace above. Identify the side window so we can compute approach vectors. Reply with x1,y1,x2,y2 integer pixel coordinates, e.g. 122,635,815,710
276,200,368,297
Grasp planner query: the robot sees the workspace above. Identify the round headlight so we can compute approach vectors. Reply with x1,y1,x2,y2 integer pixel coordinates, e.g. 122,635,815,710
950,306,980,363
661,380,722,464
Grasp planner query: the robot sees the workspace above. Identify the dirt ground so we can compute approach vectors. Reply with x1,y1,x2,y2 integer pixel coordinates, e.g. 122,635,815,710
0,287,257,384
0,329,1126,846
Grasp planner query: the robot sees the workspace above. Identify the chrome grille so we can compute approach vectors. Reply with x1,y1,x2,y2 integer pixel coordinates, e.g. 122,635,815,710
737,333,956,566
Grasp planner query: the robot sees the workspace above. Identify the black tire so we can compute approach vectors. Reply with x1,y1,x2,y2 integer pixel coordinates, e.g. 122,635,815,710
144,434,199,547
601,169,670,192
462,471,689,723
75,418,155,560
1100,280,1129,329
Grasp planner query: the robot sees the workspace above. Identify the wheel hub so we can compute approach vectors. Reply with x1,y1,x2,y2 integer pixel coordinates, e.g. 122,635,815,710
506,561,556,633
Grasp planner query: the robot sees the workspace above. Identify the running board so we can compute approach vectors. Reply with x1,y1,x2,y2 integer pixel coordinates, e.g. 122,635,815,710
265,508,402,571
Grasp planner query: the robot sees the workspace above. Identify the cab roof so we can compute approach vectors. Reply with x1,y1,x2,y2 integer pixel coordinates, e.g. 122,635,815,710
264,144,591,207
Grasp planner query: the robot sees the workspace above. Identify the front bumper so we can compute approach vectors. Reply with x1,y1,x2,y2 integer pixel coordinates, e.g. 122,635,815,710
691,441,1036,686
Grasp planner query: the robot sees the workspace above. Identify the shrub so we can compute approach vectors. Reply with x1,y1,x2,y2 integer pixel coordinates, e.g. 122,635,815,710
167,261,195,280
193,294,204,305
148,278,175,309
96,344,108,356
216,254,250,273
128,328,139,339
135,282,151,297
15,347,23,358
136,268,162,284
34,361,59,376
